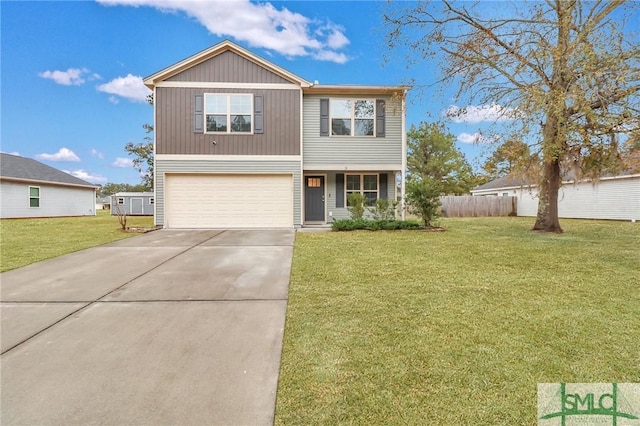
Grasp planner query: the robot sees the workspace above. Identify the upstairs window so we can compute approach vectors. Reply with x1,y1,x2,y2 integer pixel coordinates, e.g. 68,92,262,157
205,94,252,134
29,186,40,208
331,99,375,136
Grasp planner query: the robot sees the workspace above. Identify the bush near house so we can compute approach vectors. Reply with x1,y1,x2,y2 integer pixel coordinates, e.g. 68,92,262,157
331,218,425,231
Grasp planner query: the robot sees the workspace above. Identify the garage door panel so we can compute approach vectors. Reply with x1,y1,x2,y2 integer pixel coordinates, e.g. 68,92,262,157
166,174,293,228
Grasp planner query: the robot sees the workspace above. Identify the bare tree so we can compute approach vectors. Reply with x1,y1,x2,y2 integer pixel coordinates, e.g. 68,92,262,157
385,0,640,232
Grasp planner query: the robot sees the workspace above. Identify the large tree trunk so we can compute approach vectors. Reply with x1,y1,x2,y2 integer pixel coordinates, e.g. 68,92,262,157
533,158,563,232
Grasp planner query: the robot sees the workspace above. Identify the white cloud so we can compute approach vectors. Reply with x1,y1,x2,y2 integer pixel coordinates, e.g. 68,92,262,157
457,132,497,144
444,104,518,124
38,68,100,86
35,147,80,162
90,149,105,159
97,0,350,63
97,74,151,103
2,151,21,156
457,133,480,144
63,169,107,183
112,157,134,168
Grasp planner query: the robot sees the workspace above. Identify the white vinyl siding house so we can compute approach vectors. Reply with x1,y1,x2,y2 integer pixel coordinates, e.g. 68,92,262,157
0,153,96,219
472,174,640,221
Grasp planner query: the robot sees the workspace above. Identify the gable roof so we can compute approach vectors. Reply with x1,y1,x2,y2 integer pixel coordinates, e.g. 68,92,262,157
0,153,96,188
472,175,530,192
143,40,312,89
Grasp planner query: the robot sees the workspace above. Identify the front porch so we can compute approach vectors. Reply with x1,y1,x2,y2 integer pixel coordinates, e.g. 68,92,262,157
301,170,402,225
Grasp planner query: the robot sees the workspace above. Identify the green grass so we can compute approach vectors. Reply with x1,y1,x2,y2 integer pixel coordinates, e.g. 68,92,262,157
0,210,154,272
276,217,640,425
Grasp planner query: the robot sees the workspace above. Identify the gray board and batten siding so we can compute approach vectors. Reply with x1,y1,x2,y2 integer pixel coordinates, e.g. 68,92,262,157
155,159,301,226
166,50,292,84
303,95,403,168
155,87,300,156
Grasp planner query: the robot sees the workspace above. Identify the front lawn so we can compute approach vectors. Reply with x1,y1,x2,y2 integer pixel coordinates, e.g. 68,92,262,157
0,210,154,272
276,217,640,425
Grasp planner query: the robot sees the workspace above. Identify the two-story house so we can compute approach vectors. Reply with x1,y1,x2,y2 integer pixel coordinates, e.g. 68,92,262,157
143,40,408,228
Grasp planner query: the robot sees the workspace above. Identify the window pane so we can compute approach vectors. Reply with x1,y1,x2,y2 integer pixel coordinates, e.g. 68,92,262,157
346,175,360,191
29,187,39,197
205,95,227,114
364,192,377,206
30,198,39,208
354,119,374,136
332,119,351,136
363,175,378,190
206,115,227,132
230,115,251,132
330,99,351,118
230,95,251,114
354,100,374,118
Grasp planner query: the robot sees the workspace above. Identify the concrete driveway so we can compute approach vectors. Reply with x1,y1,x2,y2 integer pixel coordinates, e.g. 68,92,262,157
0,229,294,425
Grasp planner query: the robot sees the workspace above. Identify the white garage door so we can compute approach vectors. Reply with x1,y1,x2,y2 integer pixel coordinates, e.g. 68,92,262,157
165,174,293,228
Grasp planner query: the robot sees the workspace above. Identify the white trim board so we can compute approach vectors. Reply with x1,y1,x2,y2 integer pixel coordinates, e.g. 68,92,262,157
303,164,402,171
156,154,301,162
155,81,302,90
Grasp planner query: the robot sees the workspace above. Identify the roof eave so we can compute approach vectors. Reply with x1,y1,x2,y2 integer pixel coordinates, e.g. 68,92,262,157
303,85,411,96
0,176,99,190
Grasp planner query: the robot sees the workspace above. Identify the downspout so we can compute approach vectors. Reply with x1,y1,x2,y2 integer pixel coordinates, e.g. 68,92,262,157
401,89,407,220
152,86,158,226
299,86,305,228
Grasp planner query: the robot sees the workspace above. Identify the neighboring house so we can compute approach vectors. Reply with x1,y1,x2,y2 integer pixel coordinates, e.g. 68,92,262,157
471,173,640,221
143,40,408,229
0,153,97,219
111,192,154,216
96,196,111,210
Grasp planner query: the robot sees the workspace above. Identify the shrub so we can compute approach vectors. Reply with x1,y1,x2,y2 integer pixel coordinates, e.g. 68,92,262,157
331,219,424,231
405,179,442,227
367,198,398,220
347,193,366,219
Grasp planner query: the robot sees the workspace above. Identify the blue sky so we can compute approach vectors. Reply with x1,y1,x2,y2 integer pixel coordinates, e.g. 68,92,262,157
3,0,523,185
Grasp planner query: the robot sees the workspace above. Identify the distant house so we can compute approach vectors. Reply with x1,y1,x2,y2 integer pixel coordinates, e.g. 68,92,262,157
96,196,111,210
111,192,154,216
0,153,97,219
471,173,640,221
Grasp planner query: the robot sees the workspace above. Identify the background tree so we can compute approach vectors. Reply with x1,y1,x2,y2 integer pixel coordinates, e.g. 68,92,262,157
385,0,640,232
621,134,640,173
483,139,534,180
407,121,476,194
98,183,150,196
124,93,154,190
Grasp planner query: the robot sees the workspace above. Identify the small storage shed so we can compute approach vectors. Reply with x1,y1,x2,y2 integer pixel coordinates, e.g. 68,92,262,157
111,192,154,216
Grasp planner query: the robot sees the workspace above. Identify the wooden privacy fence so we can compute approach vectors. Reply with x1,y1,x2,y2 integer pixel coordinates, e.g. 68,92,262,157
439,195,517,217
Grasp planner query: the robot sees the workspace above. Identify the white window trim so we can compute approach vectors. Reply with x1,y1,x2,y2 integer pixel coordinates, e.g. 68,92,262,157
150,198,154,205
117,198,124,205
330,98,376,137
28,186,40,208
345,173,379,206
204,93,253,135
